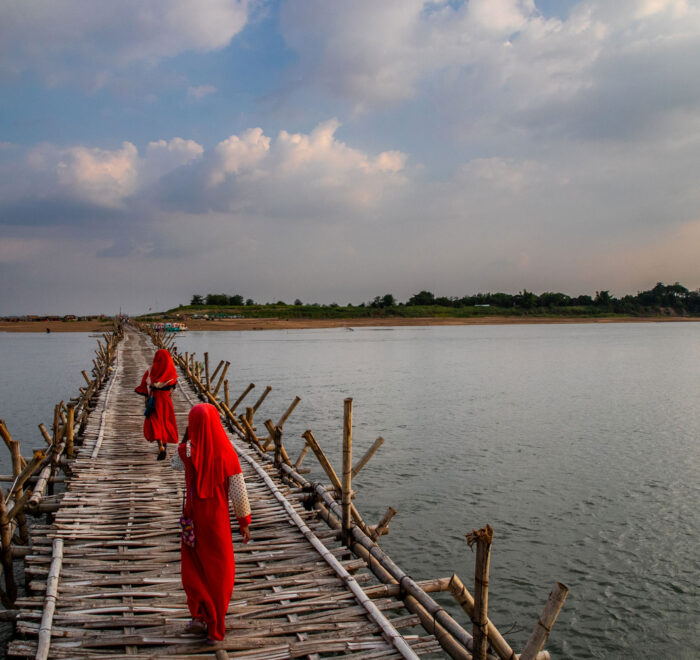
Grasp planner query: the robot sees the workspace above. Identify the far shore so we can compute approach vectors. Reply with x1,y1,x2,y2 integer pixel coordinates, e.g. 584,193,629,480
2,315,698,333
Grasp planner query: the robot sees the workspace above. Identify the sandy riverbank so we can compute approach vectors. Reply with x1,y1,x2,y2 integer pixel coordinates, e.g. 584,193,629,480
0,320,114,333
183,315,699,331
2,316,698,333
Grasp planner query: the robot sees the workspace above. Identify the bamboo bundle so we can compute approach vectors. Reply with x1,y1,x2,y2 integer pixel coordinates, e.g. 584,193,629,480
35,538,63,660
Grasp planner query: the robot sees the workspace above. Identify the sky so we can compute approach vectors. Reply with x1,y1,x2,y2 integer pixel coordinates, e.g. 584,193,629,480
1,0,700,315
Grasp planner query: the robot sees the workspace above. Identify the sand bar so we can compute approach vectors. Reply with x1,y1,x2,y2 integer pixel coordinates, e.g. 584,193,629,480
2,315,698,333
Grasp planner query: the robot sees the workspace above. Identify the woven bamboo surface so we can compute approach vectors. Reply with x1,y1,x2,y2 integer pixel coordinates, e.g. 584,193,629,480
7,331,442,659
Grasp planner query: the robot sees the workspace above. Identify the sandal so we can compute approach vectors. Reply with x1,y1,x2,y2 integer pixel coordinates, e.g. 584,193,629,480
185,618,207,635
157,445,166,461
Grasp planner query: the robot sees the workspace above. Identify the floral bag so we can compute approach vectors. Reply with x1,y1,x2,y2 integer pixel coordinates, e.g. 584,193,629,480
180,491,195,547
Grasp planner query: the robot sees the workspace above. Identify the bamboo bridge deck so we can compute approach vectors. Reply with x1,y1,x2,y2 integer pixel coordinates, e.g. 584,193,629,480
7,330,443,658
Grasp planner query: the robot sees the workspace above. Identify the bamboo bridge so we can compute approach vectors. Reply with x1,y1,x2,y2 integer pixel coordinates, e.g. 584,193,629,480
0,325,567,659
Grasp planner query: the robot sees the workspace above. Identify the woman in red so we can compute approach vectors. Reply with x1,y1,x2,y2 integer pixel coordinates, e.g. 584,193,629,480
171,403,251,642
134,348,179,460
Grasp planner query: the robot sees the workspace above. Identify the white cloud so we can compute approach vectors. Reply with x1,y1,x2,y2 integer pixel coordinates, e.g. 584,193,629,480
279,0,700,146
0,0,251,88
188,84,217,101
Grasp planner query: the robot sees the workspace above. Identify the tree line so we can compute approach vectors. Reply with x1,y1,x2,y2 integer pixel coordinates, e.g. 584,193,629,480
188,282,700,315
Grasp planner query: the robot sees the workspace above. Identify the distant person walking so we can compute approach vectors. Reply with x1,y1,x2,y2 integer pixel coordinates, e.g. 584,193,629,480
171,403,251,643
134,348,179,460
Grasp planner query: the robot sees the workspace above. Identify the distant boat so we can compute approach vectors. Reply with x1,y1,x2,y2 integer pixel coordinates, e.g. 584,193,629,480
152,322,188,333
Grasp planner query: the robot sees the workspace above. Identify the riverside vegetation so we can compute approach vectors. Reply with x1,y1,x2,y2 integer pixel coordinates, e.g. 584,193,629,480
142,282,700,322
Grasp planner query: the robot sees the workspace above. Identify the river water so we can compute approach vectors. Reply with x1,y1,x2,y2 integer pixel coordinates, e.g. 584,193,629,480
1,323,698,658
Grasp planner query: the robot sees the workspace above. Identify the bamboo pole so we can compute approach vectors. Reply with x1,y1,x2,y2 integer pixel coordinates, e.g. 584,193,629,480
213,362,230,397
447,574,550,660
520,583,568,660
351,437,384,478
224,380,230,408
36,538,63,660
209,360,224,387
294,444,310,469
52,404,60,444
0,491,16,603
239,416,265,452
342,398,353,545
252,385,272,413
301,430,372,536
38,424,52,446
204,352,210,389
277,396,301,428
263,420,292,467
66,403,75,459
370,506,396,541
9,439,28,544
467,525,493,660
231,383,255,413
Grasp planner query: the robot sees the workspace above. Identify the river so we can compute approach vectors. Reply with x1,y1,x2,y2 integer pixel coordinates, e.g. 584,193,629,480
1,322,698,658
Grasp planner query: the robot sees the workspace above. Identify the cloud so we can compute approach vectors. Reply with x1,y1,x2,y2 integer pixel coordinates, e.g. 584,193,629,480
187,84,218,101
278,0,700,146
0,0,251,88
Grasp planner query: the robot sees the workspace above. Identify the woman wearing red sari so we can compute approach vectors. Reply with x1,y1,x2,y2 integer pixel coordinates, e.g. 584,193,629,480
171,403,251,642
135,348,179,460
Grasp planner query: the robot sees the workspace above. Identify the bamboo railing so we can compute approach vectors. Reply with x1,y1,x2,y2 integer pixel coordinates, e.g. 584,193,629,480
141,322,567,660
0,322,123,609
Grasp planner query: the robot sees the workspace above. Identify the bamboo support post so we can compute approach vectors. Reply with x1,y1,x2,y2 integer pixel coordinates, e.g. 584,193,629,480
209,360,224,387
36,538,63,660
212,362,230,397
252,385,272,413
301,430,372,536
8,440,28,544
370,506,397,541
81,370,91,386
66,404,75,459
0,492,16,603
342,398,353,545
448,574,518,660
294,444,310,469
6,451,45,502
265,420,283,466
219,401,246,436
52,404,60,444
239,416,265,452
224,380,230,408
231,383,255,413
277,395,301,428
520,582,569,660
204,352,210,389
0,422,26,469
467,525,493,660
38,424,52,446
352,436,384,478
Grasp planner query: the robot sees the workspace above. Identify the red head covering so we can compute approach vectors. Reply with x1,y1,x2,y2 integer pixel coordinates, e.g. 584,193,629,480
150,349,178,387
188,403,242,498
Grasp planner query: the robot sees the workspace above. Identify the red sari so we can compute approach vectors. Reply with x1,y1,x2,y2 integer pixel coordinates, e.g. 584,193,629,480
179,404,251,641
135,349,179,444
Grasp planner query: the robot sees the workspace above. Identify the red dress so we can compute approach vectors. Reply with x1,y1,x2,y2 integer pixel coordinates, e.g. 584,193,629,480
178,404,251,641
135,349,179,444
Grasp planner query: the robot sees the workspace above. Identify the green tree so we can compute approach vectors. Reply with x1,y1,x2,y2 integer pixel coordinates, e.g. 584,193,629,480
408,290,435,306
294,298,303,306
228,294,244,306
205,293,229,306
190,294,203,305
245,298,255,306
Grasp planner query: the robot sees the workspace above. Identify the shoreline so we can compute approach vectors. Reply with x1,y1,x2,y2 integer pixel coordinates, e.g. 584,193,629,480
1,315,698,333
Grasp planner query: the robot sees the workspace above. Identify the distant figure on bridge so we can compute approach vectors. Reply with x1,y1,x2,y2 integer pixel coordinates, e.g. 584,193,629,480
171,403,251,643
134,348,179,460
